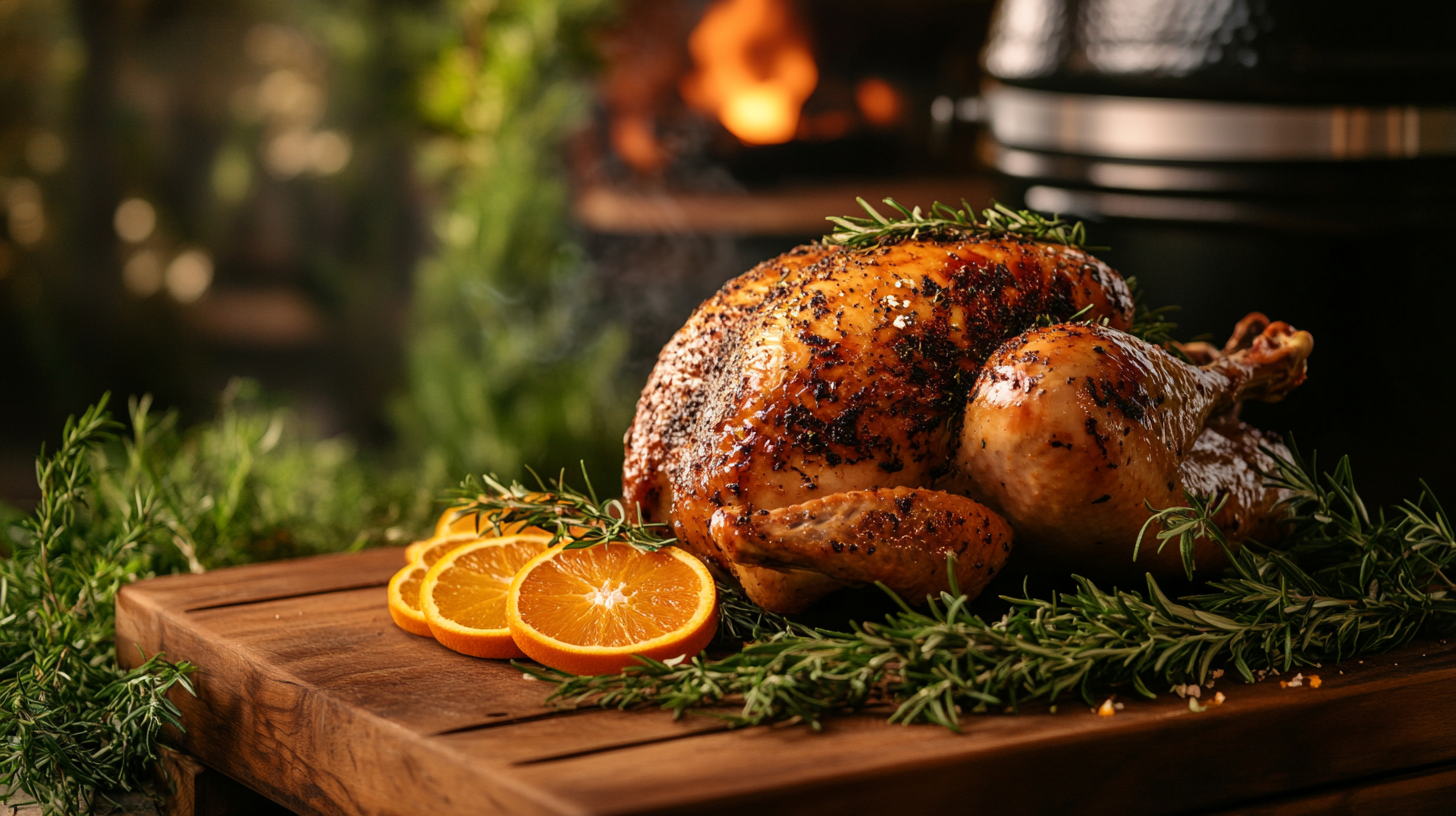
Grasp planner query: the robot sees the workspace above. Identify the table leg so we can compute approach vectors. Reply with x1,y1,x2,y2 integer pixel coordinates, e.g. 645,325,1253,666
156,745,296,816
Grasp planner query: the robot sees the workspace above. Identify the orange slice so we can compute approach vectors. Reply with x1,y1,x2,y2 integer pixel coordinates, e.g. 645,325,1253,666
434,503,551,540
387,562,434,637
434,492,555,536
413,532,486,567
434,504,490,537
421,534,553,658
403,538,433,562
506,543,717,676
392,533,509,637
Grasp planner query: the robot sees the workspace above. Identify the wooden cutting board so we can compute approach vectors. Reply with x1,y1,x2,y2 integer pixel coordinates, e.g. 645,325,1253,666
115,548,1456,816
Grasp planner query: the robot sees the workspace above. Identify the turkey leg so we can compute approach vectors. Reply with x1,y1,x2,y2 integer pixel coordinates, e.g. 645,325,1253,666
957,316,1312,579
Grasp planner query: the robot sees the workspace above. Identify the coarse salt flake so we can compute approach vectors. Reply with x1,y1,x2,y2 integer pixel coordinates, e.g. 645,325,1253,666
893,315,910,329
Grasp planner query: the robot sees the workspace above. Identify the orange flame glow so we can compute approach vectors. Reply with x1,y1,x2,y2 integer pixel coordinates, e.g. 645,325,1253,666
680,0,818,146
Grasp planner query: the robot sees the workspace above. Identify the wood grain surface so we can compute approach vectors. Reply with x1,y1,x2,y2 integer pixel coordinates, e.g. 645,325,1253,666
115,549,1456,816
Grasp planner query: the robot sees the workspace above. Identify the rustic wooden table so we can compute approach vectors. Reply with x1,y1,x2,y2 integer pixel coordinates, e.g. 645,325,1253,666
116,548,1456,816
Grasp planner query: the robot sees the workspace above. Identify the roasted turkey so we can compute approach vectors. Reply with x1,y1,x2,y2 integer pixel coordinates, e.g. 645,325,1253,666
623,237,1313,612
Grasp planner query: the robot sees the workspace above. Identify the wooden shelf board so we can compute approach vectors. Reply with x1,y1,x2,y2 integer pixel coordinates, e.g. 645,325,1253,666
572,177,998,236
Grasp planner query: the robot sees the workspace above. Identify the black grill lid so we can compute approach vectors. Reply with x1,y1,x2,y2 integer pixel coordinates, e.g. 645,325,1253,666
982,0,1456,106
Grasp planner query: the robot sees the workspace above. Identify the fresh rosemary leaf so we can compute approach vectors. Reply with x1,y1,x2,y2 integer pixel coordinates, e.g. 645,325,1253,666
451,467,676,552
824,198,1089,249
1137,491,1230,580
2,387,430,815
0,396,195,815
1125,276,1183,351
714,583,809,644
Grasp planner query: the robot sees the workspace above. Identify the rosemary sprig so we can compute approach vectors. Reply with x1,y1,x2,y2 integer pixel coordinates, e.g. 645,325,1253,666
1,397,196,814
451,468,676,551
713,583,811,644
824,198,1088,249
3,388,428,815
1031,303,1097,329
1125,276,1182,350
1137,491,1230,580
523,444,1456,731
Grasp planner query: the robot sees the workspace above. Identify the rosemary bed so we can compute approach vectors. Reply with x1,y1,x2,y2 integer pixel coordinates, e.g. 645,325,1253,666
116,546,1456,816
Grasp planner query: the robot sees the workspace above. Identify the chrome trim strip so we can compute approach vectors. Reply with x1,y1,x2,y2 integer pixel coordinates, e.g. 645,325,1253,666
984,82,1456,161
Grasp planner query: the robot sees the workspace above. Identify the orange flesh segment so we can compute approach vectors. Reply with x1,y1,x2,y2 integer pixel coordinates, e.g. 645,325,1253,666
514,545,702,648
397,564,427,613
416,533,484,568
430,539,546,631
435,509,545,542
436,494,554,538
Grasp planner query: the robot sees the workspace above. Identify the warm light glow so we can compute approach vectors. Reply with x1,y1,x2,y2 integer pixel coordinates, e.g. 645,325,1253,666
258,69,322,122
609,116,666,174
114,198,156,243
123,251,163,297
681,0,818,145
6,179,45,246
856,78,903,128
307,130,351,175
266,129,311,178
165,250,213,303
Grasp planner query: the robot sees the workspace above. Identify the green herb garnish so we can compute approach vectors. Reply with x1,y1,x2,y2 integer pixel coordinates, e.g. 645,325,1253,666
1,388,427,814
0,398,195,814
1137,490,1229,581
825,198,1088,249
1125,276,1182,350
450,469,676,552
517,442,1455,731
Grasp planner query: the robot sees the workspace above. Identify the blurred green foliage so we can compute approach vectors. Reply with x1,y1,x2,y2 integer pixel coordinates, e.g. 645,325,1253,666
398,0,632,490
1,0,634,492
109,381,432,569
0,0,638,810
1,387,432,814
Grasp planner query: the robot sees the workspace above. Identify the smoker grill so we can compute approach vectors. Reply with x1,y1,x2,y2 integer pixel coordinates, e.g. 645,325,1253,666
979,0,1456,505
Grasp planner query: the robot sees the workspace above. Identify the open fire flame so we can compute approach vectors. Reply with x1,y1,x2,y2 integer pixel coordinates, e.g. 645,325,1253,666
681,0,818,146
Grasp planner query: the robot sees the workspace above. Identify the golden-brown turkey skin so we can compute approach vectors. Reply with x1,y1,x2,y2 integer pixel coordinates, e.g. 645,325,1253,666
712,486,1014,604
959,321,1311,579
623,244,835,530
624,237,1133,611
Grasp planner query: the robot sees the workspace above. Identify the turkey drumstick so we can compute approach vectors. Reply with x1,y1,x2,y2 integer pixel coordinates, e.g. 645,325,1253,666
958,318,1313,579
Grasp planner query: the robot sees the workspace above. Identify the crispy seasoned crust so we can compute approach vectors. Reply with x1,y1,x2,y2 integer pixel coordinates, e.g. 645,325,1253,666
624,236,1133,586
622,244,834,528
712,486,1015,603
